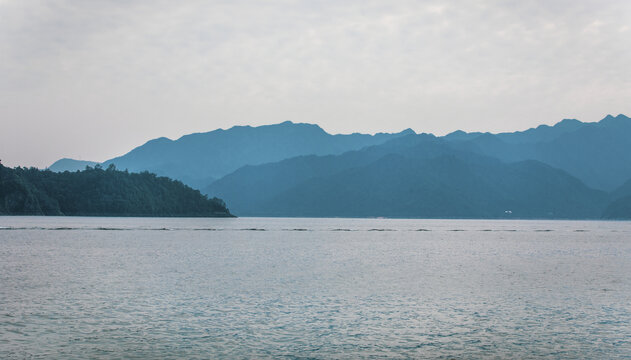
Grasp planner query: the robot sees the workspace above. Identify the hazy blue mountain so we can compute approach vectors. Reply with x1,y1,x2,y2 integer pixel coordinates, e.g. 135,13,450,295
37,113,630,219
48,158,98,172
95,121,414,189
49,114,630,193
611,178,631,200
443,118,584,144
204,134,441,214
601,178,631,219
602,196,631,219
497,118,584,144
444,114,631,190
205,134,607,218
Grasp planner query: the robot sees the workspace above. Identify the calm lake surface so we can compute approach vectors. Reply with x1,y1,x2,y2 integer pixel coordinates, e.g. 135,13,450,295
1,217,630,359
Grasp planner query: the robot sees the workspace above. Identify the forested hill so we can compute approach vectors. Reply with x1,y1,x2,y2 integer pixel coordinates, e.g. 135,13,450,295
0,164,233,217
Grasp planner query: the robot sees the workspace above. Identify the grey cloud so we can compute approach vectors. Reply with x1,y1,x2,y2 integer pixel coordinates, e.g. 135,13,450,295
1,0,630,167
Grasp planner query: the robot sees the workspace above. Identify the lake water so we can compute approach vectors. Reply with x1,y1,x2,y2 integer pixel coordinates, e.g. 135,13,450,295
1,217,630,359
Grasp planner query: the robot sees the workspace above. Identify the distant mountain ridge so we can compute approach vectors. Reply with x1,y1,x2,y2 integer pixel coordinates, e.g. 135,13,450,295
49,158,98,172
50,121,414,189
204,134,609,218
47,114,631,218
50,114,631,191
444,114,631,190
444,118,584,144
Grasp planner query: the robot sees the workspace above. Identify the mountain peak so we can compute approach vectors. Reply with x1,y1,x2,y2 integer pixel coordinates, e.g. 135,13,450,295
443,130,483,142
555,118,582,127
448,130,467,136
48,158,98,172
151,136,172,143
88,121,413,189
599,113,630,126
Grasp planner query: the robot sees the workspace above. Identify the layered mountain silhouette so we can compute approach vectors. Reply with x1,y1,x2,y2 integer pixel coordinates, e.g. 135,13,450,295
602,179,631,219
48,114,631,218
204,134,609,218
444,114,631,190
50,121,413,189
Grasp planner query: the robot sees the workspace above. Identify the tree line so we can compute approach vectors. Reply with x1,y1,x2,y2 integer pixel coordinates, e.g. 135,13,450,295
0,162,233,217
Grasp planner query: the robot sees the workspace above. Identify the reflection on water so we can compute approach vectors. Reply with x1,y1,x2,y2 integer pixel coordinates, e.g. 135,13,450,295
1,217,630,358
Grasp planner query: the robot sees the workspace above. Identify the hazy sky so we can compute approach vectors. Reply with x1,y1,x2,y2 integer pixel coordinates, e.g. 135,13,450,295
1,0,630,167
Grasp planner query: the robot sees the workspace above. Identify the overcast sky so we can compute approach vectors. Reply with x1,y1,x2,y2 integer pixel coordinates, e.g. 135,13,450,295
1,0,630,167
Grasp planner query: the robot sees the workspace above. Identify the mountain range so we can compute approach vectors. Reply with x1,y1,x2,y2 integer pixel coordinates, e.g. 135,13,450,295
204,134,610,218
51,122,413,189
444,114,631,190
49,114,631,219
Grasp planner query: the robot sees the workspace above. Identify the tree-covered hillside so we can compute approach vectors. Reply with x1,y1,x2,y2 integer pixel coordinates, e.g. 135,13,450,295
0,164,232,217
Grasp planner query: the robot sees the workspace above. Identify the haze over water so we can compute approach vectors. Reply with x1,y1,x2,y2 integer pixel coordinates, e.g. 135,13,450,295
1,217,630,358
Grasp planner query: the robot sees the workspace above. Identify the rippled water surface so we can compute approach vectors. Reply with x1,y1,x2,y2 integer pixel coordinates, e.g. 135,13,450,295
1,217,630,358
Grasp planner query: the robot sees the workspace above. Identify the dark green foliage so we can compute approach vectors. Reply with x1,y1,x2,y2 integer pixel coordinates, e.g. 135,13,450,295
0,164,232,217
